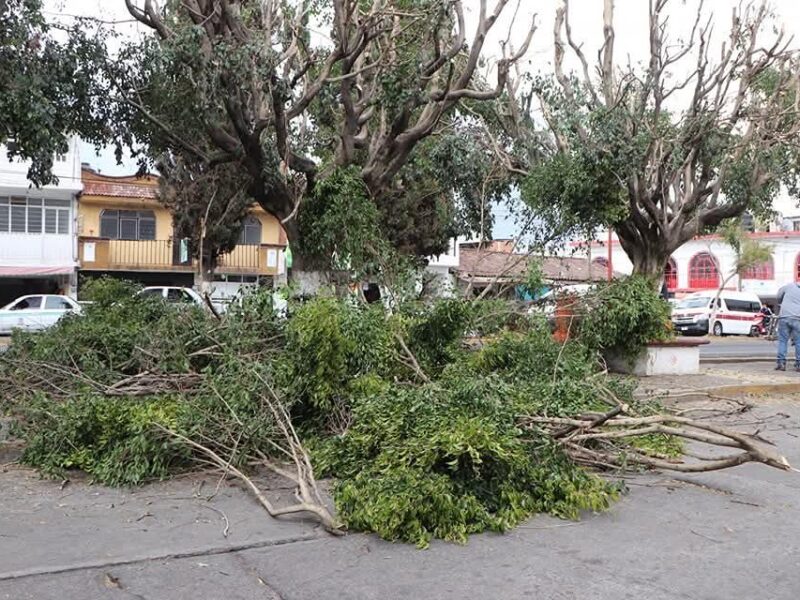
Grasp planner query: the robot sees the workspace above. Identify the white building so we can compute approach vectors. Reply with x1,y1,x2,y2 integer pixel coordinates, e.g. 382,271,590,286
424,237,461,297
0,139,82,304
580,228,800,305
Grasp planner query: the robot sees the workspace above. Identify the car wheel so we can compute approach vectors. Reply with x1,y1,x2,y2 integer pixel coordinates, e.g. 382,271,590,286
712,321,723,336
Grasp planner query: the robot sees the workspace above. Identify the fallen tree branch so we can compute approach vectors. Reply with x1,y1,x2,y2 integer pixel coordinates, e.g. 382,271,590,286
521,412,791,473
159,425,342,535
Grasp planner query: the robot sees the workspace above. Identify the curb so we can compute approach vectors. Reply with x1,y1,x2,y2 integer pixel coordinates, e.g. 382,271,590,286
700,357,774,364
637,381,800,399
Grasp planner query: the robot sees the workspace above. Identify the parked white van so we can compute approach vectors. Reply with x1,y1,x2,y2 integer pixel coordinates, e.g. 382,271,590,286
671,291,762,336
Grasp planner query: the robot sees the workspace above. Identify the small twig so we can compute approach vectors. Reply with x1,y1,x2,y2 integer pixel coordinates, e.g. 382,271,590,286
200,504,231,538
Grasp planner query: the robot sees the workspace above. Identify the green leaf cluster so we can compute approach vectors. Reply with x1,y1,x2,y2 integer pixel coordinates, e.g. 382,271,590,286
578,276,673,360
3,286,682,545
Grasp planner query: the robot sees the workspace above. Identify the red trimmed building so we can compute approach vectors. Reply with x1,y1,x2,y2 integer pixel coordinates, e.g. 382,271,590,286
576,229,800,303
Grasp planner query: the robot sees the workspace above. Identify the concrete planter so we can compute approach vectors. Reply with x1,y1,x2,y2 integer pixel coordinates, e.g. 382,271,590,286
607,338,709,376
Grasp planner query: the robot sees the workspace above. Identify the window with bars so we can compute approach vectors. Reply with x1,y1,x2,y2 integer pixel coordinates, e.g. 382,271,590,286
0,197,70,234
741,258,774,280
99,209,156,240
688,253,720,289
238,216,261,245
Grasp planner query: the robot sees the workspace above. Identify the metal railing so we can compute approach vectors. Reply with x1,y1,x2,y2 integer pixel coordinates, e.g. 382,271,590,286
107,239,179,269
217,244,262,271
80,238,275,274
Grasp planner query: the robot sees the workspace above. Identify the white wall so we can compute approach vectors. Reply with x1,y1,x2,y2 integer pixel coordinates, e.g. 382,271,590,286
427,237,460,269
583,230,800,298
0,232,76,267
0,139,81,270
0,138,82,198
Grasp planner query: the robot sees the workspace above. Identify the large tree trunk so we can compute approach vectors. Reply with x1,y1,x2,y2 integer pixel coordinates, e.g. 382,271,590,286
250,185,331,297
615,223,670,282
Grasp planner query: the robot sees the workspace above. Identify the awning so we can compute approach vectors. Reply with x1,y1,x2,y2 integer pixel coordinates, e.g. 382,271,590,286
0,266,75,277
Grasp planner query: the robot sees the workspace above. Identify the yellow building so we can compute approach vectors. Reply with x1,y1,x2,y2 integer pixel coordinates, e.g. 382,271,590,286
77,166,286,293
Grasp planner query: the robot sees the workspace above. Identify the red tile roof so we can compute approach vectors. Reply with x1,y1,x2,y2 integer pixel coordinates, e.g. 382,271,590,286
81,168,159,199
458,249,619,283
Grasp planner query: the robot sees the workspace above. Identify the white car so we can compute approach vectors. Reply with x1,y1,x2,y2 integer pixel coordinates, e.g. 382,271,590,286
137,286,206,308
0,294,82,334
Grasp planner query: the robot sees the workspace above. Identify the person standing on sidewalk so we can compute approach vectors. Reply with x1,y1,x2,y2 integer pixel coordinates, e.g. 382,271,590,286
775,283,800,370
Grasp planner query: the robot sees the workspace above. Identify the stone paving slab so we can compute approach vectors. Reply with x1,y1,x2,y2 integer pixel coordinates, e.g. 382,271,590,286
636,363,800,398
0,468,326,580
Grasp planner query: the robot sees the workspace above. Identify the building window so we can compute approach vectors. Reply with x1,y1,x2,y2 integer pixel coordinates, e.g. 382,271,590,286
741,258,774,280
664,258,678,290
238,216,261,245
100,209,156,240
688,252,720,289
0,197,69,235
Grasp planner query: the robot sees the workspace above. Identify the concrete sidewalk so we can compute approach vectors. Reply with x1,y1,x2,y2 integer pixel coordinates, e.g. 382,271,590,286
636,362,800,399
2,399,800,599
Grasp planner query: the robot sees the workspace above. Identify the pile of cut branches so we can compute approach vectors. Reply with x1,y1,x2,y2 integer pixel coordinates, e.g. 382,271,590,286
0,277,791,547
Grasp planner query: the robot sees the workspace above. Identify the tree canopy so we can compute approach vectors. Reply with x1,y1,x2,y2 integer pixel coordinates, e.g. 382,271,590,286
0,0,110,185
158,156,254,274
521,0,800,277
109,0,533,278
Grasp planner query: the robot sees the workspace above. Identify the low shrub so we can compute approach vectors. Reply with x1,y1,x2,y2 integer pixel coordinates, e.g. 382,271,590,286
579,276,672,359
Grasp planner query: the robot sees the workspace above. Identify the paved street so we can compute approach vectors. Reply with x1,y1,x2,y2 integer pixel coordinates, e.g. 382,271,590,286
699,336,776,359
2,401,799,599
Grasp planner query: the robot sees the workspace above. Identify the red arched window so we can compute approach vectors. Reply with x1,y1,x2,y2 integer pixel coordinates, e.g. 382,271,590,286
664,258,678,291
741,257,774,280
688,253,720,289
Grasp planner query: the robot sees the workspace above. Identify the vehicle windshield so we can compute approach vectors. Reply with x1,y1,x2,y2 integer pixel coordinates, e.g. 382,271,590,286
676,297,710,309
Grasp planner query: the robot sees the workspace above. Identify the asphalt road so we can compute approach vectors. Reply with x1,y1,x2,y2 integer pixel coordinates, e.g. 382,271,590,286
699,336,777,359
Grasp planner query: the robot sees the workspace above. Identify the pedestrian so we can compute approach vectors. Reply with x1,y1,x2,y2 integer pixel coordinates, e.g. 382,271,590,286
760,303,773,333
775,283,800,370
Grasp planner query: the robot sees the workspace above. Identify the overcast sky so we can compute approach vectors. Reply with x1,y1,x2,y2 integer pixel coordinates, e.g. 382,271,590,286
48,0,800,231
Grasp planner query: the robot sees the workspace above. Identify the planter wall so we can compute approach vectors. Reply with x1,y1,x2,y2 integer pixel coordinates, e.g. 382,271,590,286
607,338,709,376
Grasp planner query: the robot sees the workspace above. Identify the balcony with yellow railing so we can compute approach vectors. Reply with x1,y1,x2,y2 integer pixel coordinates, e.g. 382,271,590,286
78,237,283,275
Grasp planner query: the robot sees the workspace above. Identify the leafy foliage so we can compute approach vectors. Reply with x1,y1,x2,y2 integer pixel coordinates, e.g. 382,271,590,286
278,297,393,418
297,167,388,274
0,0,112,185
78,276,142,305
3,288,686,545
579,276,672,360
18,394,187,486
316,329,619,547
